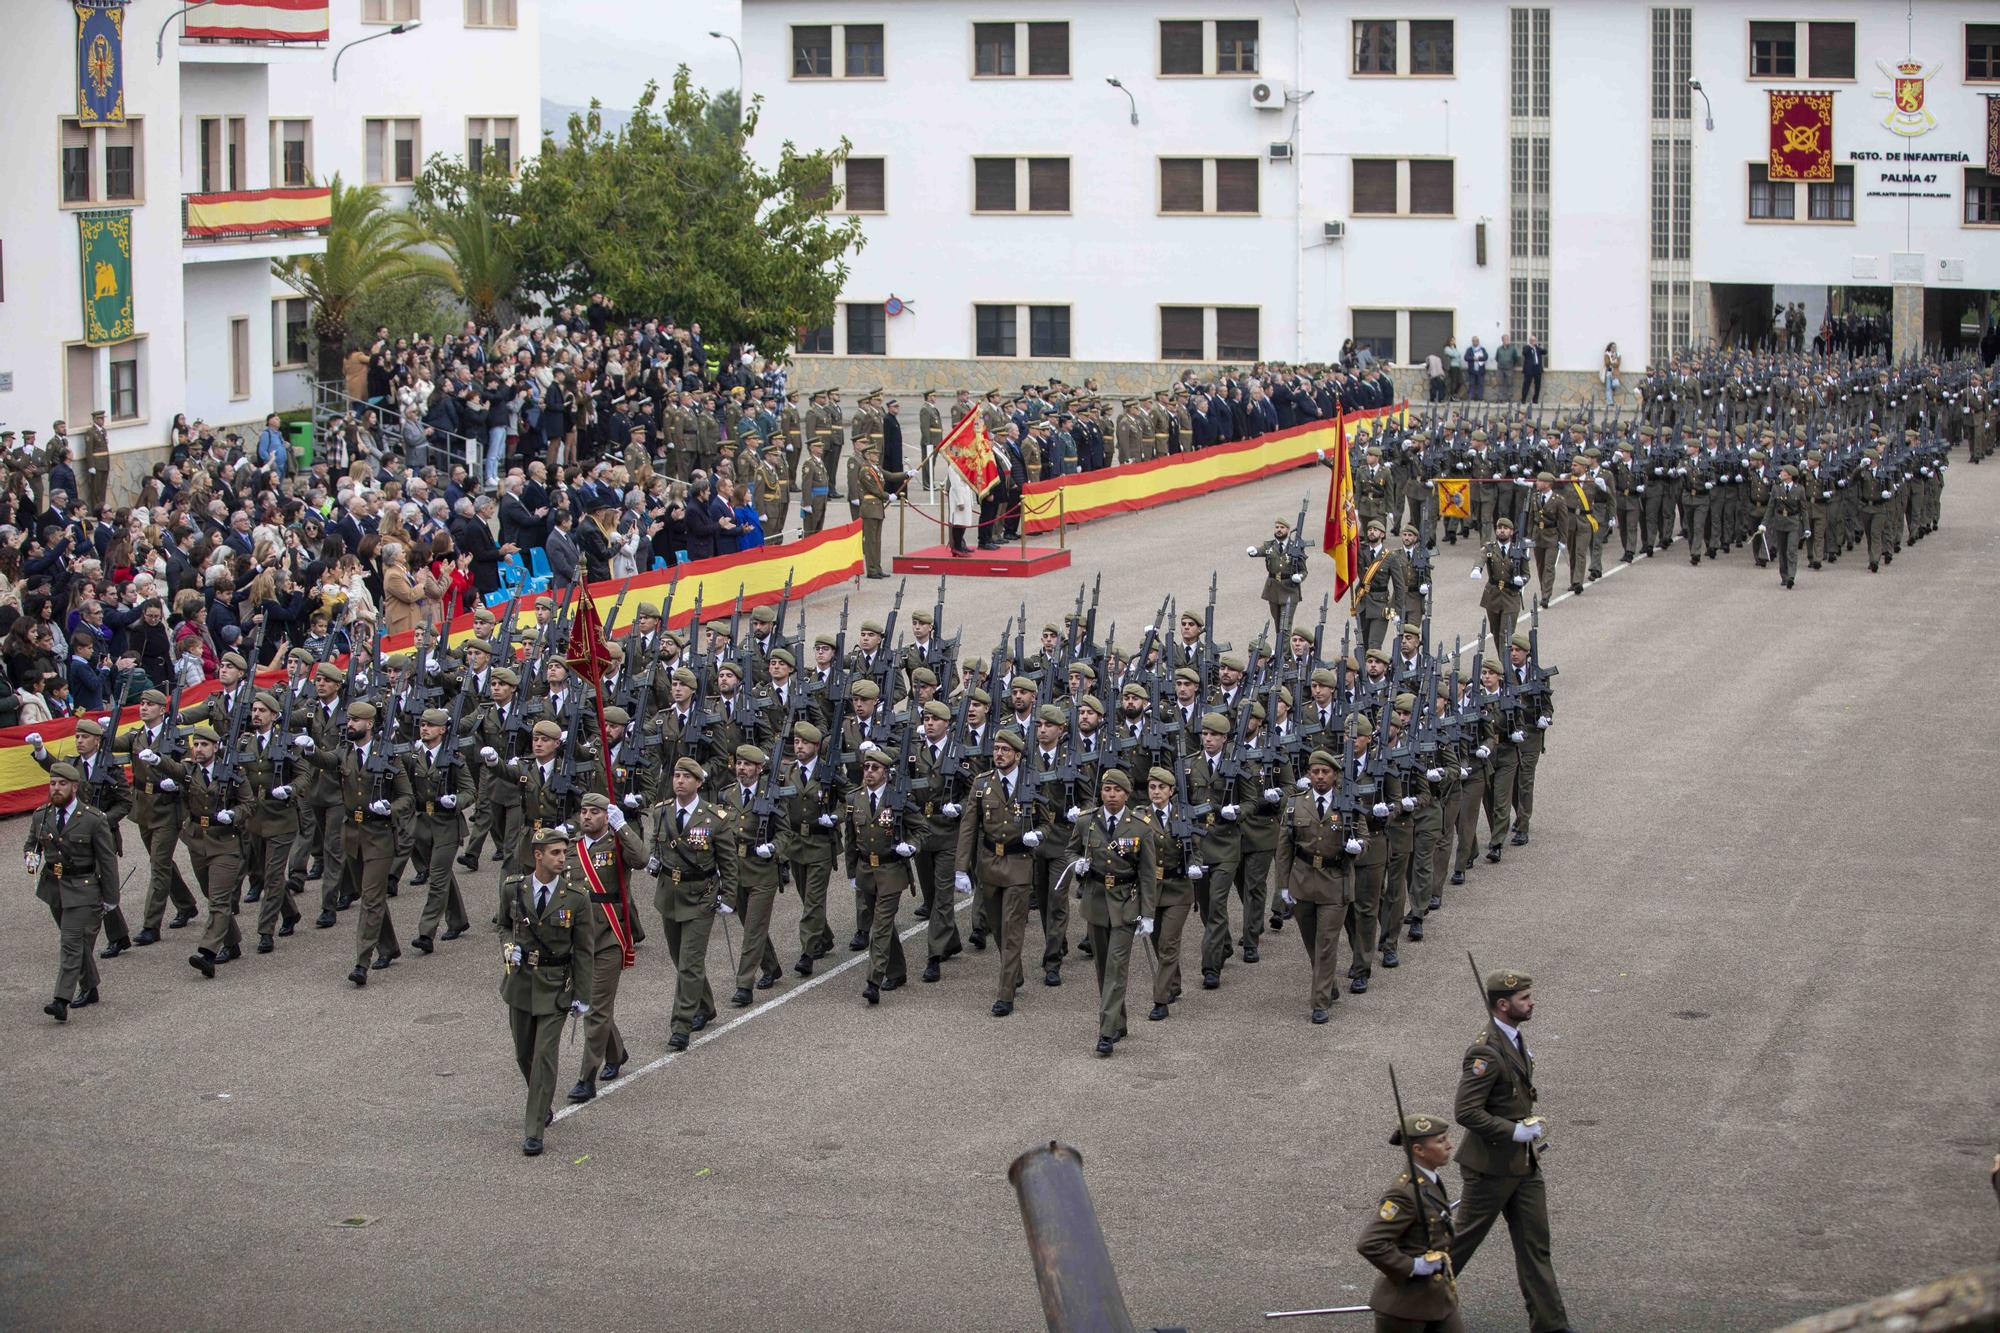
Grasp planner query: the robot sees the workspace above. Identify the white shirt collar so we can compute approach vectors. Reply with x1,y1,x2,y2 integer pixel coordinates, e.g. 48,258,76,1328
1494,1016,1529,1054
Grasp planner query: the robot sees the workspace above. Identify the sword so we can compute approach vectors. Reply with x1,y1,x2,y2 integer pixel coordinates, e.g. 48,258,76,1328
717,895,739,975
1264,1306,1371,1319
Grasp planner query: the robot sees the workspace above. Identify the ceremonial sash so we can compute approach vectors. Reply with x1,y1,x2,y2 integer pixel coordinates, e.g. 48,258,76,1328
1570,482,1600,535
576,838,636,969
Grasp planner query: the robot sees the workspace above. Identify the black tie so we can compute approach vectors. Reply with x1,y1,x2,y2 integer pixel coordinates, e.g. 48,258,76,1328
869,789,879,816
1514,1031,1528,1059
742,787,753,807
1104,813,1114,837
1317,794,1328,819
534,883,549,915
931,744,941,767
677,806,689,836
56,806,68,835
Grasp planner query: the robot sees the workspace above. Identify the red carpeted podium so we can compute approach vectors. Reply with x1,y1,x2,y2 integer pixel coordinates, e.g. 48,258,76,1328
891,544,1071,578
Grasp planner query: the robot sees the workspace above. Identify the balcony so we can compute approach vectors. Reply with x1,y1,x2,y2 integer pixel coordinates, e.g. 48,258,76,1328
182,187,331,264
173,0,328,64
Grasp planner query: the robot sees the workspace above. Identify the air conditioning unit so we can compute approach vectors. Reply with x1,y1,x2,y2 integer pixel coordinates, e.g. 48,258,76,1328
1249,79,1287,109
1268,141,1294,162
1323,220,1346,242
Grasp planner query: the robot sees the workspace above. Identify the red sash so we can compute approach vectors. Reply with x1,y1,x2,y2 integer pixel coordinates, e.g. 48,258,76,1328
576,838,636,969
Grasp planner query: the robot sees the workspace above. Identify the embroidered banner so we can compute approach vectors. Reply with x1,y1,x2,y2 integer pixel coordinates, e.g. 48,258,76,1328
75,2,126,127
1987,95,2000,175
77,209,134,346
1768,90,1834,182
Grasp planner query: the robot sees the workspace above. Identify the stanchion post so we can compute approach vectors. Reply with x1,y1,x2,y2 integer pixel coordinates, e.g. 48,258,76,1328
1019,500,1028,560
1058,490,1067,550
898,496,907,555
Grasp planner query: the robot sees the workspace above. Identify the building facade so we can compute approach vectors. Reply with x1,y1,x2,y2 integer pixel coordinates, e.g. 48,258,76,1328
0,0,539,490
741,0,1999,387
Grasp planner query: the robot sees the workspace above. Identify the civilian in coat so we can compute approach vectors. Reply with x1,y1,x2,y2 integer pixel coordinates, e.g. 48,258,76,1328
455,497,510,598
882,401,905,473
545,509,581,586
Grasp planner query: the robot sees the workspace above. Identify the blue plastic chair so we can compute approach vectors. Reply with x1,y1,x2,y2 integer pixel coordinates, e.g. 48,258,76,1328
528,547,553,580
521,573,553,595
500,552,529,586
651,557,667,571
484,588,514,608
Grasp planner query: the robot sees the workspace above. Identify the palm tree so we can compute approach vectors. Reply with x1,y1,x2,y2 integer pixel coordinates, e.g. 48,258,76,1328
272,175,428,384
412,191,517,329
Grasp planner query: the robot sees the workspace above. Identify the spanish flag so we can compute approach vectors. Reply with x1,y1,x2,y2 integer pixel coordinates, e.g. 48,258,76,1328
1322,439,1359,603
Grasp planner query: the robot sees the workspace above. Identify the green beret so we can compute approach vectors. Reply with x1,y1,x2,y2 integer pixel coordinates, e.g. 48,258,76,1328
420,708,450,726
750,605,777,625
911,666,938,686
1390,1113,1450,1146
1173,666,1199,684
1307,748,1339,769
1311,668,1338,688
770,647,796,668
1147,766,1177,787
220,652,249,672
1069,662,1097,681
48,761,85,782
531,828,570,848
463,638,493,657
1008,675,1037,692
1470,429,1488,442
1392,693,1417,712
1399,622,1423,640
339,706,373,726
1778,465,1797,478
636,602,662,619
254,691,282,712
1347,713,1373,738
1494,514,1515,528
735,743,769,766
1277,685,1293,707
289,648,318,667
1199,711,1231,734
491,667,520,687
921,699,952,721
1365,519,1386,535
1041,622,1060,635
993,728,1025,752
851,679,881,700
1365,648,1390,664
672,667,698,687
967,688,992,706
1079,694,1104,714
1218,653,1246,673
814,633,837,650
911,609,934,625
1484,968,1532,998
1179,610,1201,625
76,718,108,738
1249,702,1267,721
860,619,885,635
388,651,416,670
579,792,610,811
532,720,562,740
1122,682,1150,699
1510,632,1531,651
792,721,824,745
1036,704,1068,726
1099,768,1133,794
601,706,630,726
472,607,498,623
673,757,707,781
859,744,896,767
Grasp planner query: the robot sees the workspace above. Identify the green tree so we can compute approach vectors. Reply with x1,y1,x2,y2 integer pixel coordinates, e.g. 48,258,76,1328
271,175,430,382
406,159,519,329
514,70,865,357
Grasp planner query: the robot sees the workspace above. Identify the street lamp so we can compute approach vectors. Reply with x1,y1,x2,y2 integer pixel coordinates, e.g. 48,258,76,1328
1688,78,1714,131
709,30,744,126
1105,77,1138,126
333,20,421,82
156,1,217,63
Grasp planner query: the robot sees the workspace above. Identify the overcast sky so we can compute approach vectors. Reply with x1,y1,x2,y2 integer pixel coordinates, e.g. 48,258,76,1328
541,0,743,111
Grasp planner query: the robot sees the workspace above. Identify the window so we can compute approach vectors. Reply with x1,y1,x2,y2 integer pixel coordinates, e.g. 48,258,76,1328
1351,310,1397,362
845,303,885,356
1750,21,1796,77
1159,158,1258,215
1408,160,1453,215
1159,307,1257,360
1214,159,1258,213
230,317,252,400
1807,165,1854,221
1352,158,1398,215
975,305,1017,357
272,119,312,187
59,117,145,207
1159,21,1203,75
1215,308,1258,360
61,121,91,204
365,117,420,184
974,22,1015,75
973,157,1068,213
842,157,885,212
103,122,138,201
973,22,1066,77
1160,19,1255,75
1029,305,1069,358
108,338,145,422
1966,168,2000,224
1215,20,1258,73
463,0,515,27
1807,22,1853,79
1408,310,1454,361
1160,159,1204,213
1026,22,1068,76
1970,24,2000,81
274,297,310,368
467,117,517,176
1410,20,1453,74
1747,163,1794,220
845,24,884,77
364,0,418,22
1160,307,1204,359
1354,20,1396,74
793,25,833,77
797,322,834,354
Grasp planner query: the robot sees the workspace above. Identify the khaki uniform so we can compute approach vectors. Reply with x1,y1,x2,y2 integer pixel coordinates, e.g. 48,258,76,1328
161,754,248,959
855,458,907,577
28,799,118,1004
651,797,737,1038
1275,785,1360,1013
720,780,788,992
778,756,840,964
1067,804,1158,1042
498,871,594,1141
1357,1170,1464,1333
954,765,1049,1007
845,781,917,989
308,741,413,968
569,824,647,1088
118,721,198,929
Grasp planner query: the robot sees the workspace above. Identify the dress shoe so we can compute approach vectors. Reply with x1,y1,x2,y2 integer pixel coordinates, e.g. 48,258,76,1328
692,1012,711,1031
1077,938,1093,958
1407,920,1424,941
601,1063,622,1081
730,987,753,1007
307,860,324,880
967,929,987,951
793,954,814,976
1381,949,1400,968
865,572,889,580
522,1136,543,1157
1510,830,1530,846
280,916,298,935
1147,1004,1169,1021
1242,944,1260,964
219,942,243,964
72,986,99,1009
371,955,395,970
98,939,128,960
134,927,161,946
667,1032,689,1051
1485,845,1503,864
441,925,466,941
1350,975,1369,994
1094,1037,1114,1058
1429,895,1443,911
882,976,904,991
44,997,69,1022
942,942,963,960
346,965,368,987
991,1000,1013,1017
848,932,867,952
912,905,930,920
1619,551,1634,563
567,1081,596,1103
189,949,217,979
921,959,941,983
1043,968,1062,987
1311,1008,1329,1025
1570,583,1583,596
1450,869,1466,885
1201,970,1220,990
337,895,356,910
456,853,480,872
412,935,435,954
756,970,780,990
257,935,275,954
1268,913,1285,932
315,910,337,928
244,888,261,904
863,982,880,1005
169,910,195,929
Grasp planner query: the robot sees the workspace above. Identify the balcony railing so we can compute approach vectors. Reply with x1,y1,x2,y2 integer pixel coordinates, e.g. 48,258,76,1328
183,0,329,43
182,187,333,242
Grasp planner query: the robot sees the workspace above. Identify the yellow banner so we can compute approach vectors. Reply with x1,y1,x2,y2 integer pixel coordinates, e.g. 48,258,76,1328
1435,478,1472,520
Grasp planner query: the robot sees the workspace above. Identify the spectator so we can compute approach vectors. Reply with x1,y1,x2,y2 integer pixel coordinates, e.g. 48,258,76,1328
1496,334,1520,401
545,508,580,586
1521,336,1545,404
1466,336,1489,400
1443,337,1464,399
1425,349,1447,403
1602,341,1622,406
730,482,764,552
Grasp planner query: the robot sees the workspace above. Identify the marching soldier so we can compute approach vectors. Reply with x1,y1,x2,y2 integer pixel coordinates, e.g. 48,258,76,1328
162,725,247,980
1136,768,1197,1020
302,664,351,925
1758,463,1810,590
240,694,303,952
28,762,119,1021
779,721,841,976
910,700,967,980
1358,1113,1465,1333
304,701,411,986
121,688,200,939
1065,767,1156,1057
1504,633,1552,848
1525,473,1572,607
28,718,134,958
468,667,530,872
651,756,735,1051
1181,711,1249,992
1476,516,1528,659
1275,748,1364,1024
1355,520,1403,652
846,744,920,1004
408,708,475,954
499,829,594,1157
720,744,788,1004
566,792,647,1102
954,729,1049,1017
1249,517,1309,641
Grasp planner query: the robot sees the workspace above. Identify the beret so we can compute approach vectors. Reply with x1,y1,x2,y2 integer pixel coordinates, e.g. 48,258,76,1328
1099,768,1132,794
735,743,769,766
420,708,450,726
792,721,824,744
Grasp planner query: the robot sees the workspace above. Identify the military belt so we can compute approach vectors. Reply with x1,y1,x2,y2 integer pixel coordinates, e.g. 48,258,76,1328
586,891,620,904
989,837,1028,856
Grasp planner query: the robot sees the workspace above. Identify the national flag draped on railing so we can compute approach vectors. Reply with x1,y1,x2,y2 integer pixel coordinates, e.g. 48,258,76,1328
933,407,1002,497
184,0,330,41
1322,440,1359,603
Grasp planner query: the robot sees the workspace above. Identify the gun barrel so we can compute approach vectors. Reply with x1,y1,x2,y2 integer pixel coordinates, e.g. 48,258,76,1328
1009,1142,1141,1333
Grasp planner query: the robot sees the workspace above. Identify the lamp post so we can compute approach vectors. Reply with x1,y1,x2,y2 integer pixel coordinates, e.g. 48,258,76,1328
1688,78,1714,131
333,20,422,82
1105,77,1138,126
156,1,217,63
709,30,744,127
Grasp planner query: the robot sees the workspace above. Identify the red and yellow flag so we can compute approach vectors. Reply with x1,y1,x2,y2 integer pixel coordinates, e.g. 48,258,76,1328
1322,439,1359,602
1768,90,1833,181
935,407,1002,497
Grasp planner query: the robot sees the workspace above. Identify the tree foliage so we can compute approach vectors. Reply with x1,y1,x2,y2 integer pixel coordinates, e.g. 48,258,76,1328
271,175,431,380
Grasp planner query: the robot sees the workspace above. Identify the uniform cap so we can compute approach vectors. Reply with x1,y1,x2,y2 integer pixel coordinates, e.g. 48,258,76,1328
579,792,610,811
341,706,373,726
911,609,934,625
911,666,937,686
1121,682,1150,699
1392,693,1417,712
532,720,562,740
860,619,885,635
421,708,450,726
1173,666,1199,684
921,699,952,721
1510,632,1532,651
287,647,316,666
531,828,570,848
1217,653,1246,673
76,718,108,738
48,761,86,781
636,602,662,619
1494,515,1516,529
601,706,630,726
254,691,283,712
672,667,699,687
1069,661,1097,681
1399,623,1423,640
1389,1113,1450,1146
770,648,796,668
792,721,824,744
1310,668,1339,688
1484,968,1532,998
1099,768,1133,794
1079,693,1104,715
814,633,838,650
1307,748,1339,770
967,688,992,706
750,605,777,625
1036,704,1068,726
850,679,881,700
735,743,769,766
491,668,520,687
1347,713,1374,738
463,638,493,658
1009,676,1037,693
859,745,896,767
1146,766,1177,787
1199,711,1231,734
1365,647,1390,664
673,757,707,781
993,728,1026,753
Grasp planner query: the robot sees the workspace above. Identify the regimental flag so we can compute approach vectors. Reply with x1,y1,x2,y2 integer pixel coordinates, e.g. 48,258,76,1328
563,584,616,685
185,0,331,42
1435,477,1472,521
935,405,1002,497
1769,90,1834,182
77,210,134,346
1987,96,2000,175
75,2,126,128
1322,437,1360,603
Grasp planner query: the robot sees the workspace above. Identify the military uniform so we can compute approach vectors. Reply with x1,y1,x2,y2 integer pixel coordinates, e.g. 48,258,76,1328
719,759,789,999
1065,779,1157,1053
954,748,1050,1014
650,768,737,1046
161,737,249,971
307,709,412,979
406,725,476,946
1354,531,1404,651
498,845,595,1153
1357,1120,1464,1333
1253,532,1309,641
117,708,200,932
28,777,119,1017
1275,765,1361,1019
238,720,304,945
567,805,647,1095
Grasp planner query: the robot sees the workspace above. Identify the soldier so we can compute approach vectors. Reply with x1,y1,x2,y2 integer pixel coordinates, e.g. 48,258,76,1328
1524,473,1572,607
498,829,594,1157
1355,521,1403,652
1476,516,1528,659
954,729,1049,1017
304,700,411,986
1063,768,1156,1057
854,438,907,580
719,744,788,1004
121,688,200,939
778,721,841,975
847,744,920,1004
1344,713,1392,993
565,792,646,1102
1276,748,1364,1023
1249,517,1309,641
464,666,528,871
910,699,967,979
83,407,111,510
1357,1113,1465,1333
1758,463,1810,590
509,719,579,871
1503,634,1552,848
1610,440,1645,563
651,756,734,1051
1027,705,1076,986
28,719,133,958
918,388,945,488
240,693,304,952
407,707,475,953
799,438,832,536
28,762,119,1021
1450,969,1570,1333
161,724,247,980
1181,711,1249,991
301,664,352,925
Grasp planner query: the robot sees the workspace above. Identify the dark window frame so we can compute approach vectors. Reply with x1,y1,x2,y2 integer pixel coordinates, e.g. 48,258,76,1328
1353,19,1396,75
1749,20,1796,78
975,304,1018,358
845,302,886,356
1160,306,1205,359
1409,20,1454,75
793,24,833,78
1029,304,1070,358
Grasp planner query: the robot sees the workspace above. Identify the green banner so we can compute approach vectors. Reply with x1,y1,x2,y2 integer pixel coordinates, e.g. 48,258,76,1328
78,209,134,346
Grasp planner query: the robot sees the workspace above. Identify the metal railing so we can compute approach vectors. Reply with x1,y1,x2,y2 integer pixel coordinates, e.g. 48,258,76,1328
181,188,332,244
309,380,484,478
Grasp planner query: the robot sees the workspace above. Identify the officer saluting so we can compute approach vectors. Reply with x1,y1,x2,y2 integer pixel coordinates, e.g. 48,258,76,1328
499,828,594,1157
1356,1112,1464,1333
29,762,119,1022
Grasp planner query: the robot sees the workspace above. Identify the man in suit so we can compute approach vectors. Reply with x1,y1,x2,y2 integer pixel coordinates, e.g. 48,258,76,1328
1519,337,1544,404
499,829,594,1156
881,398,906,473
1451,969,1570,1333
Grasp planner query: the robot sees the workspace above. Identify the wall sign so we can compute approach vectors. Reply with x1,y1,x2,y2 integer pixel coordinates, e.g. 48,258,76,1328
1873,59,1938,137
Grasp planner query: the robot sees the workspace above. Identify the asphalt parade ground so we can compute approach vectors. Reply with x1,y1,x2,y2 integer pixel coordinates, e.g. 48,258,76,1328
4,457,1998,1333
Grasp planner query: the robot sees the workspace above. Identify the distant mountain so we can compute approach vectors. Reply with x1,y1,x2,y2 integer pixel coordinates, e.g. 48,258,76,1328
540,99,631,141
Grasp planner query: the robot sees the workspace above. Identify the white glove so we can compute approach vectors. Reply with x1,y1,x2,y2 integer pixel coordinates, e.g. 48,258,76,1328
1475,745,1491,759
1400,796,1417,811
138,748,159,764
1072,857,1091,876
1065,805,1081,823
954,871,972,894
1510,575,1526,587
439,793,457,808
215,809,234,824
1458,766,1470,779
158,777,179,792
1371,802,1390,818
1246,545,1260,556
622,794,641,809
1262,787,1281,803
479,746,498,764
816,812,837,827
1756,524,1767,534
1802,528,1811,538
1411,1255,1442,1277
1220,804,1239,821
1344,837,1364,854
1424,768,1443,781
1469,567,1483,581
1290,572,1304,584
1315,449,1325,461
647,855,663,873
1022,830,1042,848
605,806,626,831
568,1000,590,1017
369,799,392,816
1295,776,1310,789
558,729,569,744
1536,716,1551,729
753,842,774,859
1510,730,1526,743
1511,1120,1545,1143
1418,582,1429,594
296,736,316,753
1187,863,1206,880
271,785,293,800
555,822,573,838
1136,916,1154,936
1703,482,1713,491
941,802,961,818
1880,489,1891,500
892,841,915,858
23,732,42,747
1636,484,1646,494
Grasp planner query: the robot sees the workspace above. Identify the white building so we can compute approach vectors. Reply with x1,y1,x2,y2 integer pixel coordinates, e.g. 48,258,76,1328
0,0,539,492
740,0,1999,386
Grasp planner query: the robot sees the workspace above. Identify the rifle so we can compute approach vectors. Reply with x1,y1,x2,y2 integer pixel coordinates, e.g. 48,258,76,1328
825,596,852,714
1388,1061,1457,1301
1284,493,1311,568
1080,571,1103,681
88,672,142,803
1169,752,1212,872
875,577,907,695
977,617,1011,765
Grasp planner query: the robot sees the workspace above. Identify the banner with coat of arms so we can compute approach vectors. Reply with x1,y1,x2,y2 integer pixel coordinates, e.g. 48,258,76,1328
1987,96,2000,175
1768,90,1833,182
75,2,126,127
78,210,134,346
